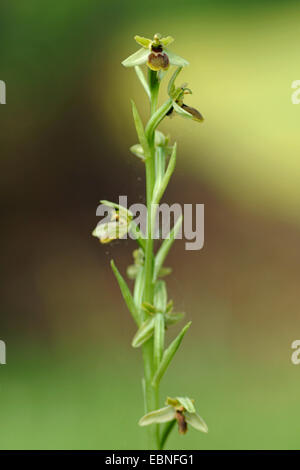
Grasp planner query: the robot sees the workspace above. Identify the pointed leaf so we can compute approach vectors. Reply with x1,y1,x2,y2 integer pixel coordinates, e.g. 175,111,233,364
111,260,140,326
132,317,155,348
159,420,176,450
185,412,208,433
131,100,151,160
153,143,177,206
139,406,175,426
122,48,149,67
152,322,192,386
145,98,173,139
134,66,151,99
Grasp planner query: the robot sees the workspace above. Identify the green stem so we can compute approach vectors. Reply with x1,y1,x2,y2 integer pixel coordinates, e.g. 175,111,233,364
142,69,160,449
159,419,176,450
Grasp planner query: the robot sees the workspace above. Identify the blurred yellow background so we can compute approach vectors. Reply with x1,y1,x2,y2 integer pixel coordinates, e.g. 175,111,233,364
0,0,300,449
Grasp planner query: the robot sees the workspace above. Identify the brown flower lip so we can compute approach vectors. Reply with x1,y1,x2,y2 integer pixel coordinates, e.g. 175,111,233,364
176,409,188,434
181,104,204,121
147,51,169,71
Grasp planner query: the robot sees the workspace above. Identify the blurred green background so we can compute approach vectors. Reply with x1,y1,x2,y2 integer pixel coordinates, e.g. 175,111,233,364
1,0,300,449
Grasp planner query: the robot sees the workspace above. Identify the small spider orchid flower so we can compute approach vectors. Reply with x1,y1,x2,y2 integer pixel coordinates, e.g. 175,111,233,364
167,67,204,123
92,201,133,244
139,397,208,435
122,33,189,71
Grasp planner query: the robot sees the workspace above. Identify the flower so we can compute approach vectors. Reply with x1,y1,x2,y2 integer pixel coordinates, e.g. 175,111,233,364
122,34,189,71
167,68,204,123
139,396,208,435
92,201,132,244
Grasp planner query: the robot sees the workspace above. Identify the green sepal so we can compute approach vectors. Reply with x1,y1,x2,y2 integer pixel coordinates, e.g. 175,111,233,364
172,100,193,119
185,412,208,433
122,48,148,67
165,48,189,67
138,405,175,426
151,322,191,386
110,260,140,326
132,317,155,348
176,397,195,413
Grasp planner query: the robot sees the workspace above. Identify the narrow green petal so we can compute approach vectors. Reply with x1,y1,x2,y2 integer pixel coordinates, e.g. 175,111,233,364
176,397,195,413
185,412,208,433
139,406,175,426
165,49,189,67
122,48,149,67
134,35,152,48
160,36,174,46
